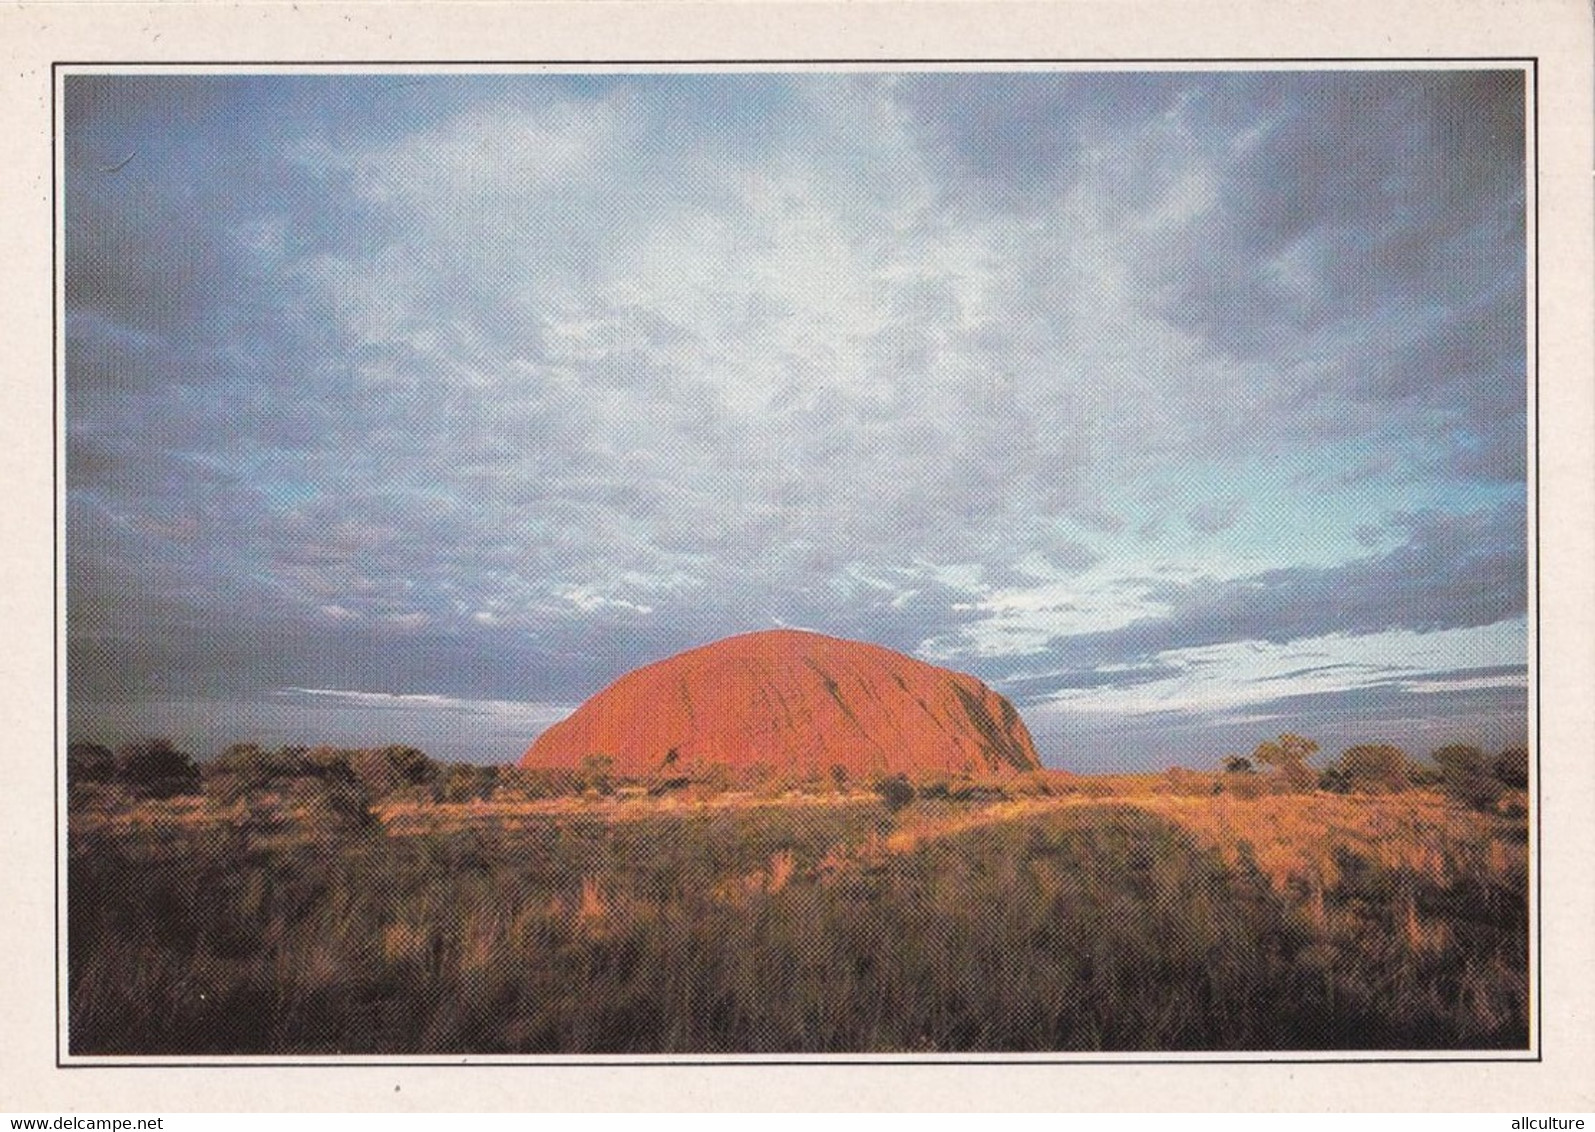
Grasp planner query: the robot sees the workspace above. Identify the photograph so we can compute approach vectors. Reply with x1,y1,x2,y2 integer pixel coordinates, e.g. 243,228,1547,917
59,63,1534,1059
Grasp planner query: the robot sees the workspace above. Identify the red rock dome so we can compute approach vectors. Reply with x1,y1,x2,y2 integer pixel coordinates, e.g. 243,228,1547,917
521,629,1041,780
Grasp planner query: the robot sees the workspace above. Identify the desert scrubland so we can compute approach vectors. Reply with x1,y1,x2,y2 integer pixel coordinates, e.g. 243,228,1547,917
66,740,1529,1055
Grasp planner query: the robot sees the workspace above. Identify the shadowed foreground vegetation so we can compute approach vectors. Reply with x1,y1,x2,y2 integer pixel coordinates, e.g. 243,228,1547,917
67,740,1529,1055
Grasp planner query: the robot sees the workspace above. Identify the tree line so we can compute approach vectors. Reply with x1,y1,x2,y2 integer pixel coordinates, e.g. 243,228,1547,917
1213,732,1527,809
68,731,1531,818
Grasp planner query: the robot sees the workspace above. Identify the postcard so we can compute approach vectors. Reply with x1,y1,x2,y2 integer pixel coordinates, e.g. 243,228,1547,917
4,0,1592,1114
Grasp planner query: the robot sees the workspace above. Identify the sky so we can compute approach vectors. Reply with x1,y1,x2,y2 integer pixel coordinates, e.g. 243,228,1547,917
62,68,1530,771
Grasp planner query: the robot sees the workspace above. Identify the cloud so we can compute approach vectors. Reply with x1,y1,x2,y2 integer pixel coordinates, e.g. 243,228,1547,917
1038,502,1525,669
1186,499,1243,535
895,72,1190,209
1011,618,1526,769
1028,679,1527,772
61,71,1529,766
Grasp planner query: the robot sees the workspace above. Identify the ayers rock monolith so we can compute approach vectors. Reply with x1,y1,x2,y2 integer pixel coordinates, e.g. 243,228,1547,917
521,629,1041,780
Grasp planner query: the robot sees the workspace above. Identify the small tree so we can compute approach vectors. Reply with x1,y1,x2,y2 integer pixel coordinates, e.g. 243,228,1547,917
114,738,201,798
1494,746,1529,789
346,745,440,800
1336,744,1415,793
436,762,498,803
1432,743,1504,810
1252,733,1319,791
1223,755,1254,775
1254,733,1319,769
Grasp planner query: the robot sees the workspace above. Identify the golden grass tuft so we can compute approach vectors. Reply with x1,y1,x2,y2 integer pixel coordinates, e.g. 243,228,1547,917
577,876,610,932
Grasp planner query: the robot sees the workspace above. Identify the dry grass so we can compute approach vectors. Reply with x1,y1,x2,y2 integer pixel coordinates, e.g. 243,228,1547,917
376,790,881,837
67,781,1529,1054
1115,790,1525,894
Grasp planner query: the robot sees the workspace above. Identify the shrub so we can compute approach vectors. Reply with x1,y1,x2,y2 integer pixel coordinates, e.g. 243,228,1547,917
113,739,201,798
1221,756,1268,796
741,761,775,788
645,775,693,797
1279,761,1318,792
202,767,257,808
210,742,271,771
914,773,952,800
1037,770,1081,795
1336,744,1416,793
67,742,116,786
1009,772,1057,797
580,754,616,795
435,763,498,804
1406,761,1442,788
1432,744,1505,811
693,763,732,797
1223,773,1269,800
1494,746,1529,789
495,766,583,800
202,744,375,828
286,766,374,831
348,745,441,799
1252,734,1320,793
874,773,916,812
934,776,1008,801
1318,767,1351,794
1164,767,1211,797
208,744,311,790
